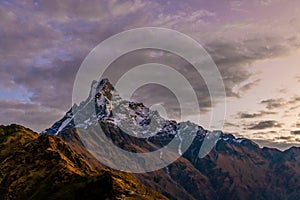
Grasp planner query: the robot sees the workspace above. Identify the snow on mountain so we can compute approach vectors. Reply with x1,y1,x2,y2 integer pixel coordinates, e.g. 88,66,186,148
42,78,249,150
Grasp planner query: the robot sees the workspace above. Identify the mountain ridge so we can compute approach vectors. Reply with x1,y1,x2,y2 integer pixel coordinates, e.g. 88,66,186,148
41,78,300,199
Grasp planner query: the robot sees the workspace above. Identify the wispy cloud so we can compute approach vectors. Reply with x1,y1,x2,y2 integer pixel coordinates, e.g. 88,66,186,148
287,96,300,105
291,130,300,135
238,111,276,118
260,98,284,110
248,120,282,130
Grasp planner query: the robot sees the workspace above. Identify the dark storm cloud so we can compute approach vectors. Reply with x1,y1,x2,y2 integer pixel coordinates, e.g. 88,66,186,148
238,111,276,118
248,120,282,130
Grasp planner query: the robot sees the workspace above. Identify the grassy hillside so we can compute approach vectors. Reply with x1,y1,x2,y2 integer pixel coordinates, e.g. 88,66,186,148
0,124,166,200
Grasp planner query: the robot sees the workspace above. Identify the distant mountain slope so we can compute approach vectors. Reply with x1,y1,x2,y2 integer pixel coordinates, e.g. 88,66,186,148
55,123,300,200
43,79,300,200
0,124,167,200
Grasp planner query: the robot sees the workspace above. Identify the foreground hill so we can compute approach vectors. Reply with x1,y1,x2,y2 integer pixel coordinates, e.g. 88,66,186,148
0,124,167,200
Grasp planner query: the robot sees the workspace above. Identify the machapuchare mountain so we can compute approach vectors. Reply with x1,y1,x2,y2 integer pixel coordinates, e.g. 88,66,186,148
1,79,300,200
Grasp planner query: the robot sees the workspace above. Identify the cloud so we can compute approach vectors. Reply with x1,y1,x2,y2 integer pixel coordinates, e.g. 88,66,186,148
238,111,276,118
248,120,282,130
2,56,81,111
0,0,300,133
251,129,298,144
291,130,300,135
0,5,61,57
289,105,300,111
260,98,284,110
204,35,294,97
0,1,217,130
151,9,215,28
102,49,213,117
231,79,261,96
287,96,300,105
237,79,261,91
260,96,300,112
229,0,244,9
273,136,293,141
257,0,273,6
37,0,148,22
224,122,239,127
0,99,64,132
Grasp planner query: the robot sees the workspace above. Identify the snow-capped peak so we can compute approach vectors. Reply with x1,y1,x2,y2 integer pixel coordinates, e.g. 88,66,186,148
42,78,249,153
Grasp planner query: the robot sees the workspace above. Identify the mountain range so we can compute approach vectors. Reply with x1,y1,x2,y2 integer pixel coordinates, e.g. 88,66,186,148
1,79,300,200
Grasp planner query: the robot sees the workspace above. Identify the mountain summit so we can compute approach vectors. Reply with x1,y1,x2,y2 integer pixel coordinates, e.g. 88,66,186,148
43,78,233,157
40,78,300,200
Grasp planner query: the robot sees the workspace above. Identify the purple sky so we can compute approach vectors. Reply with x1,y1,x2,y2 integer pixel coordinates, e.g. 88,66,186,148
0,0,300,149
